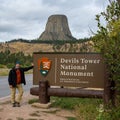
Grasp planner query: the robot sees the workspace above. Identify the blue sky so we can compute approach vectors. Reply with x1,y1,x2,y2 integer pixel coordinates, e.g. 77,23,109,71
0,0,109,42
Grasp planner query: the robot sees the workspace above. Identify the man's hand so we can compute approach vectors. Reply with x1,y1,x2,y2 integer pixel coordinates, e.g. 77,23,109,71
31,63,34,66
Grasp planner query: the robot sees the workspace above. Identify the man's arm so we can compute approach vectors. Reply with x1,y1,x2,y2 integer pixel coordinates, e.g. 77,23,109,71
22,66,34,72
8,70,13,86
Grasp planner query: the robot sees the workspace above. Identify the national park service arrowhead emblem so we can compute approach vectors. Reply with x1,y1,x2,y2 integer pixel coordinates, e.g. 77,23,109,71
38,57,52,76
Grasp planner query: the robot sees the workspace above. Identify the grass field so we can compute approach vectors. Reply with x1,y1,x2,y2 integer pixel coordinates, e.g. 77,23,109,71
0,68,10,76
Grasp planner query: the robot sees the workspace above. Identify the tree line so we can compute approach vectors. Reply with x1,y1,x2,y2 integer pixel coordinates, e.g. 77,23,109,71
0,50,32,68
7,38,90,45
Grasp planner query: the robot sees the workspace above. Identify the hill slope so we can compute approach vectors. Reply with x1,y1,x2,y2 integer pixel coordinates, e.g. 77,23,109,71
0,40,94,55
0,42,54,55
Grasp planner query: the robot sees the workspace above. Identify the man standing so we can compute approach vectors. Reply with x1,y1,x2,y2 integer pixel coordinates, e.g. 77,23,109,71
8,62,34,107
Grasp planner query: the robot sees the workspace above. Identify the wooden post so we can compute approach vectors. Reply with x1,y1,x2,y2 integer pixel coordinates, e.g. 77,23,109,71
110,80,116,107
104,78,111,106
103,66,116,107
39,80,50,104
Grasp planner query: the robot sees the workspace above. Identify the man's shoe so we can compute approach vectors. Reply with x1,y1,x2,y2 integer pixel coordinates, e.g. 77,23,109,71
16,102,20,107
12,103,16,107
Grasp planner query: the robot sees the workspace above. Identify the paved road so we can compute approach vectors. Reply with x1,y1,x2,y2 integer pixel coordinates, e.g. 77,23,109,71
0,74,34,98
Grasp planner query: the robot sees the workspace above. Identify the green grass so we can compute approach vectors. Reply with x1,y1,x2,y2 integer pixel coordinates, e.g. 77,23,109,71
66,117,77,120
51,97,102,120
28,96,120,120
0,68,10,76
51,97,102,110
28,98,39,104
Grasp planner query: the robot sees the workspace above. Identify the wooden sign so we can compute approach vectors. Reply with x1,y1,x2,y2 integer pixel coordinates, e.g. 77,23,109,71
33,52,105,88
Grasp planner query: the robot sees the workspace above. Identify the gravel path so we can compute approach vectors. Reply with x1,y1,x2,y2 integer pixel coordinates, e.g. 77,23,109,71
0,92,75,120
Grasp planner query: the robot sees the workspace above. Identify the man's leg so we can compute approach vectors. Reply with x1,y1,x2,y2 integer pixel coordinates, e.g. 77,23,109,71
10,87,16,107
16,84,24,106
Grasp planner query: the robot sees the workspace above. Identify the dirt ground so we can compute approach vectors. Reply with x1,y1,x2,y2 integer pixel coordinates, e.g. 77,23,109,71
0,92,76,120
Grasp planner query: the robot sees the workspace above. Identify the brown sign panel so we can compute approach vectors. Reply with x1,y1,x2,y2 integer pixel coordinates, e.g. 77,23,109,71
33,52,105,88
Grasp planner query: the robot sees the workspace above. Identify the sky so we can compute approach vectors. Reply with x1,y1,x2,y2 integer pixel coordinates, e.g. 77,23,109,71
0,0,109,42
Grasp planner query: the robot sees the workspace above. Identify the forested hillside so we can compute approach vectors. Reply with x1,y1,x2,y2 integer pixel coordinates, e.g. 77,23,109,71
0,38,94,68
0,50,32,68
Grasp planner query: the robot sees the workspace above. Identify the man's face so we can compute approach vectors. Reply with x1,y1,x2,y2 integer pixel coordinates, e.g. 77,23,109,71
15,64,20,69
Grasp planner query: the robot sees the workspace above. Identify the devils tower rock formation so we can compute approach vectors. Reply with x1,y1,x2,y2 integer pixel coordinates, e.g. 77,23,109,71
39,14,76,40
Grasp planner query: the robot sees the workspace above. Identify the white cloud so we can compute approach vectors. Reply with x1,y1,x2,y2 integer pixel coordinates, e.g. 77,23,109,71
0,0,109,42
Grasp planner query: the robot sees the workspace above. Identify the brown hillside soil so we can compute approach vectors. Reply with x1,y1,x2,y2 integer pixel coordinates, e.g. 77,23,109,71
0,41,94,55
0,92,76,120
0,42,54,55
8,42,54,55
